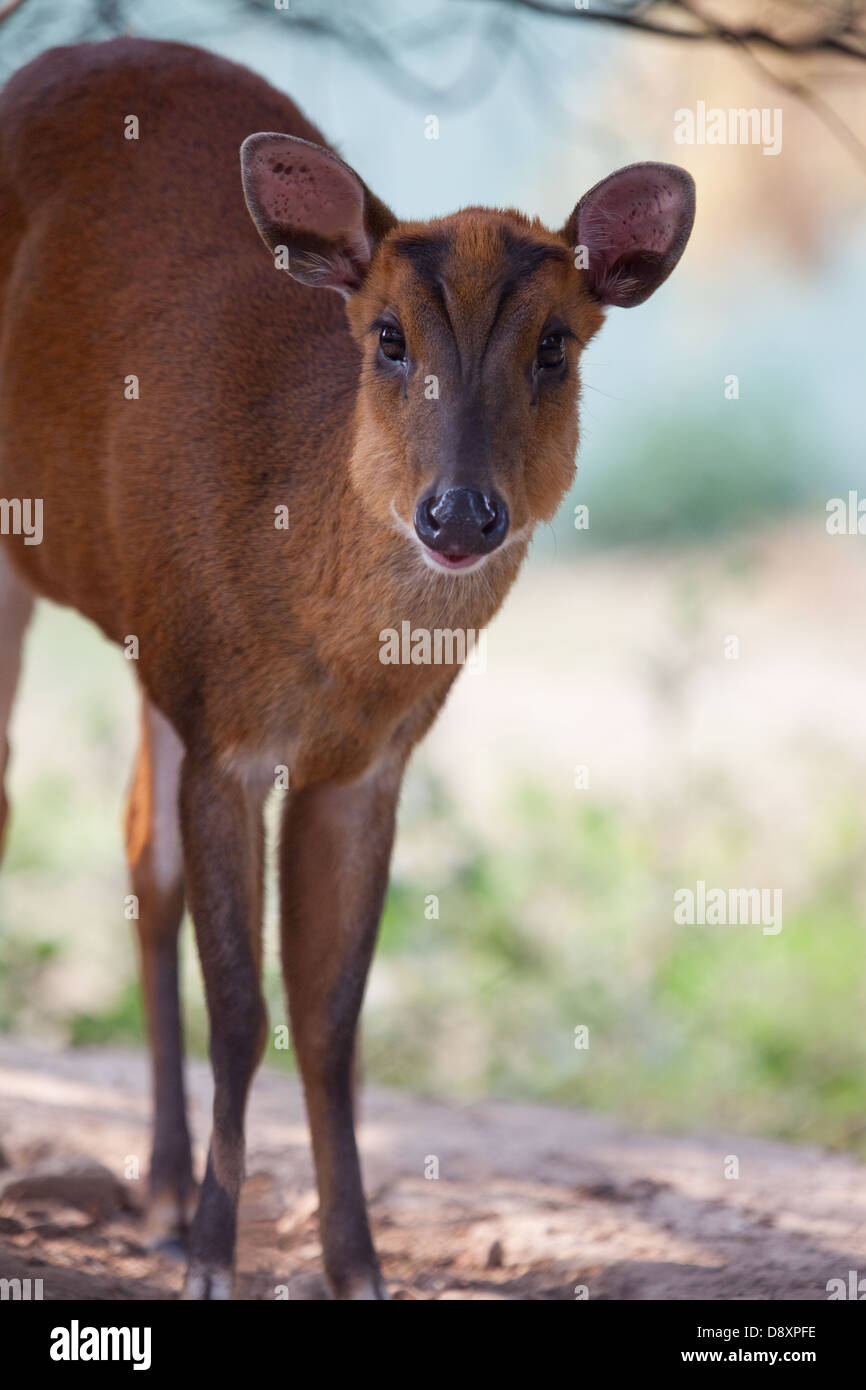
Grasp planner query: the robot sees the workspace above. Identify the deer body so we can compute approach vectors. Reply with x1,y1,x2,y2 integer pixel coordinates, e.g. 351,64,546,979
0,40,478,784
0,38,694,1298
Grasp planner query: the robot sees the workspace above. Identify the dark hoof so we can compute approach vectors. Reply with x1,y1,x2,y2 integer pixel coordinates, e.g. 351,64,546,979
181,1262,233,1300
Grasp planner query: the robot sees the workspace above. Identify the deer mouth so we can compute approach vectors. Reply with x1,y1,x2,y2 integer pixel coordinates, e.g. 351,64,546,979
421,546,486,573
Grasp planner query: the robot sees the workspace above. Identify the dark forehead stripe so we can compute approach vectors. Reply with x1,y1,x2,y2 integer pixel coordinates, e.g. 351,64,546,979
390,232,449,284
479,232,572,359
499,230,571,283
391,227,569,289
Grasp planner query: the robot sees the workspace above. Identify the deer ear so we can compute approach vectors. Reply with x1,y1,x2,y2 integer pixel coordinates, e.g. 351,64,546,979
240,133,396,297
563,162,695,308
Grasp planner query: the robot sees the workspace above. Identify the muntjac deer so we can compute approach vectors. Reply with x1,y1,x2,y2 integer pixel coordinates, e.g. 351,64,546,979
0,38,694,1299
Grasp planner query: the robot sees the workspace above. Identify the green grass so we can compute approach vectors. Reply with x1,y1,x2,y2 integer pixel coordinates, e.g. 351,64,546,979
3,767,865,1154
364,780,866,1154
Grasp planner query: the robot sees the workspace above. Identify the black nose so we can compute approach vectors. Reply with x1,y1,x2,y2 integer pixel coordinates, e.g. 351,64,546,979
414,487,509,556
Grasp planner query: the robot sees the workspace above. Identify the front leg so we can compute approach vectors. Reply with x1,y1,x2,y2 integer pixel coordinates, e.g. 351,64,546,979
179,754,267,1299
279,751,406,1300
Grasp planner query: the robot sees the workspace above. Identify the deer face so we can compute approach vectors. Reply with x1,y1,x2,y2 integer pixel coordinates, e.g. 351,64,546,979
241,135,695,576
346,214,605,574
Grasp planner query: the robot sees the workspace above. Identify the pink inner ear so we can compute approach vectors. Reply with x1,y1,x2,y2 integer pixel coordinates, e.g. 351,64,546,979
579,165,689,264
247,137,365,242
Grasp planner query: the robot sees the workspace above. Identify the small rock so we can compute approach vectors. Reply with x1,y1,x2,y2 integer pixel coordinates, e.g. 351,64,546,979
0,1157,136,1219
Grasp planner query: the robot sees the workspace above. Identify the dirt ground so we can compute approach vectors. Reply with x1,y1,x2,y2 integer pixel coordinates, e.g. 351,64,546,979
0,1039,864,1301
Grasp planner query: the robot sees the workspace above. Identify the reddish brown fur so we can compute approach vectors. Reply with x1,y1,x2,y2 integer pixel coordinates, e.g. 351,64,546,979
0,41,601,782
0,38,692,1298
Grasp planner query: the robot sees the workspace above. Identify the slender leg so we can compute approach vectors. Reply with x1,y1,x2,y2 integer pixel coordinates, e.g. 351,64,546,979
279,750,405,1300
180,754,267,1300
125,694,194,1245
0,548,34,862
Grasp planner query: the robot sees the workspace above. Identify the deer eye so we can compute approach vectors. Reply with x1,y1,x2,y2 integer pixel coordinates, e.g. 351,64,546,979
379,325,406,363
537,331,566,369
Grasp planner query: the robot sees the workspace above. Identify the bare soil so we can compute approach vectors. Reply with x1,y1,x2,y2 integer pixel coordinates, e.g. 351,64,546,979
0,1039,863,1301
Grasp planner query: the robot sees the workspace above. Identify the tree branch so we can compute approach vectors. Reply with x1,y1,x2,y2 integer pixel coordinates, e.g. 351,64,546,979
478,0,866,61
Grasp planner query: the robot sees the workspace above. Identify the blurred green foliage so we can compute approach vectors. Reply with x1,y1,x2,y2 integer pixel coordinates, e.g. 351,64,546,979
364,778,866,1156
3,760,865,1156
557,405,820,549
0,931,60,1033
